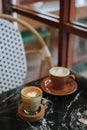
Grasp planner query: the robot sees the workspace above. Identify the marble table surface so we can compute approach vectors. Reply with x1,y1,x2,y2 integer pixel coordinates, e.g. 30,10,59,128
0,72,87,130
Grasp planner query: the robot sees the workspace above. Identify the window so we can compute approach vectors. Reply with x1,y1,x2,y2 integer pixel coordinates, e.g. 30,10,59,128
2,0,87,71
57,0,87,69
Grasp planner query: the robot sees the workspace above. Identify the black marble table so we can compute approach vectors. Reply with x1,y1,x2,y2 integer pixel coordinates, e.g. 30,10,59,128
0,73,87,130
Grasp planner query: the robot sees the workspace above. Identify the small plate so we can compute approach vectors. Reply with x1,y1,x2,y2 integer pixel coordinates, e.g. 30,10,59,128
41,77,78,96
18,103,45,122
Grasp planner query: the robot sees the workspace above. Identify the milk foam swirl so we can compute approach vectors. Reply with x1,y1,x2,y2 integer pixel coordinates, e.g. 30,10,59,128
49,67,70,77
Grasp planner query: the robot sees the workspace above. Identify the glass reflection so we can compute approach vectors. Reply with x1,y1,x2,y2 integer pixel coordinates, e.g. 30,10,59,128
75,0,87,27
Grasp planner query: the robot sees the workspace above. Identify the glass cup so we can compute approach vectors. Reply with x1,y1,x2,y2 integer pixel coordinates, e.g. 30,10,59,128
21,86,42,115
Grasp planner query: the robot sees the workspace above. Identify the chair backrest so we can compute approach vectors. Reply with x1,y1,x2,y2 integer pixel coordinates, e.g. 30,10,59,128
0,17,27,93
0,14,54,93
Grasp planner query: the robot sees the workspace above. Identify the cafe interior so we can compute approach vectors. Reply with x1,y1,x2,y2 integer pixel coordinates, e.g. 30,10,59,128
0,0,87,130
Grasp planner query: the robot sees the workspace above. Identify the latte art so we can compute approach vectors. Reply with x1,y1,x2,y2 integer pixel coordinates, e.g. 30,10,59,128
52,68,63,76
27,91,38,97
21,86,41,97
49,67,70,77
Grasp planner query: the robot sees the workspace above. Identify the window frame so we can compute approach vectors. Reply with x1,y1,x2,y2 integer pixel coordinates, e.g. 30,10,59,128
58,0,87,67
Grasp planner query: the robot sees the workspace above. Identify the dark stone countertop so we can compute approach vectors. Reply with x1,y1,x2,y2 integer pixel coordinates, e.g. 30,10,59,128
0,72,87,130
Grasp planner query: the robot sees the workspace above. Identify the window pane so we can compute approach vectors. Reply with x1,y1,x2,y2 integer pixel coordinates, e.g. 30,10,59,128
18,0,60,18
72,34,87,78
73,36,87,62
75,0,87,27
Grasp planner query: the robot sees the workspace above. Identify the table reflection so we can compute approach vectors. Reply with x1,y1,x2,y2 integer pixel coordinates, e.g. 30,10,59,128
0,73,87,130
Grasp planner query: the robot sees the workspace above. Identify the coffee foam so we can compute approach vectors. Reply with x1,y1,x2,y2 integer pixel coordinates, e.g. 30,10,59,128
49,67,70,77
27,91,38,97
21,86,41,97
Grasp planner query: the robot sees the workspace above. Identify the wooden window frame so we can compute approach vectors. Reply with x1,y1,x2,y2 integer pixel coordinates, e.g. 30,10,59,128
58,0,87,68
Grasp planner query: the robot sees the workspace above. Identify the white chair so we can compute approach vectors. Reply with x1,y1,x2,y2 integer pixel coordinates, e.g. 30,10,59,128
0,14,53,93
0,16,27,93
